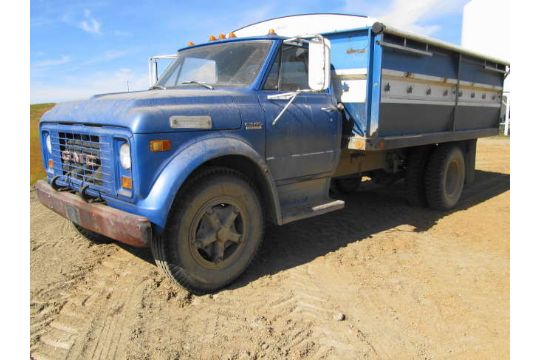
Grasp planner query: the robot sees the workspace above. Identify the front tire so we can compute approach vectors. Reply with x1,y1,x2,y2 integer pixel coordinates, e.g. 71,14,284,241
424,144,465,210
151,167,264,294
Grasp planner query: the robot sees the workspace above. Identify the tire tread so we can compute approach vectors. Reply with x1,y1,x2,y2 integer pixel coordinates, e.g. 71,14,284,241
424,144,464,210
150,166,263,295
405,146,431,207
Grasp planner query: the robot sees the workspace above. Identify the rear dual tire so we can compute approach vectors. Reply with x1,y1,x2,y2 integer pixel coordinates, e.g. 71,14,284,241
334,177,361,194
424,144,466,210
406,144,466,210
405,146,431,207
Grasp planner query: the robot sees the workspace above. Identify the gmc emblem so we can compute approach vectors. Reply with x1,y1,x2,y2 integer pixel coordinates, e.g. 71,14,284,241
61,150,99,167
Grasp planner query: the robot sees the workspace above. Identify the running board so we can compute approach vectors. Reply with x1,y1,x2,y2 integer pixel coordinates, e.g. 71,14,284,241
281,199,345,225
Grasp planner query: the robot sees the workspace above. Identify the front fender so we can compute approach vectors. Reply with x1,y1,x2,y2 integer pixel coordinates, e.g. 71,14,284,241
135,134,280,231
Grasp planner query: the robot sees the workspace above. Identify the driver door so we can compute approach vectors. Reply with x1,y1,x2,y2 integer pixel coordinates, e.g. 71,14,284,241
258,44,340,181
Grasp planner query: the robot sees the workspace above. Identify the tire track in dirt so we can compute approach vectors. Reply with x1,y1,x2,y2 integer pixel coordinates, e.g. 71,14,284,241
30,191,118,353
254,257,378,359
247,190,425,359
31,249,152,360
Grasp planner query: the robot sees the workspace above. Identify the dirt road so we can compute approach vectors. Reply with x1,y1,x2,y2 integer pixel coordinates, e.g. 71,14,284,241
30,137,509,360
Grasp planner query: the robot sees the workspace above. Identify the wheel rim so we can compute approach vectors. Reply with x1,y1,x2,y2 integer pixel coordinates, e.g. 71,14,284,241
445,159,462,198
188,199,245,269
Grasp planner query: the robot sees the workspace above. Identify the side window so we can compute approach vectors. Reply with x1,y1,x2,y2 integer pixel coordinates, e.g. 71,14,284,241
279,45,309,91
263,45,309,91
263,50,280,90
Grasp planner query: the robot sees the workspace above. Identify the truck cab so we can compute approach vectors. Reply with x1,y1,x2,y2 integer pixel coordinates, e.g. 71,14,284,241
37,14,508,294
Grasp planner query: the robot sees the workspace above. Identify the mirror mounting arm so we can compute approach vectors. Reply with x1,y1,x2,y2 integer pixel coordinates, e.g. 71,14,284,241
271,92,298,126
267,89,315,126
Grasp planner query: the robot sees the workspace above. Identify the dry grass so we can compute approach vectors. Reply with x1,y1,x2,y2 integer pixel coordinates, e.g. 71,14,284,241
30,103,55,185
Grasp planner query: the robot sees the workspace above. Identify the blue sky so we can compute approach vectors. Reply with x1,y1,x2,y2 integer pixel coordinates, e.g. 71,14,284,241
31,0,469,103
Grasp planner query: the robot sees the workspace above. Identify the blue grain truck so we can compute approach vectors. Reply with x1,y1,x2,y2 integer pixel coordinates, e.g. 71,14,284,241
36,14,509,294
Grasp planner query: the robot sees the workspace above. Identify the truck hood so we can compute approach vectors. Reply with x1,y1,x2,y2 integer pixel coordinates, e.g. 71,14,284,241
40,88,246,134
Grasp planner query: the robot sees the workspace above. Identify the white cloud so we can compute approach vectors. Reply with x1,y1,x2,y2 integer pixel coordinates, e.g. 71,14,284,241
80,49,131,67
79,9,101,34
32,55,72,68
31,49,133,81
342,0,467,36
31,68,148,104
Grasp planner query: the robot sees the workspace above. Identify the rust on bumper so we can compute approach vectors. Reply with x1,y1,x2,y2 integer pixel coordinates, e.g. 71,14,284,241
35,180,151,247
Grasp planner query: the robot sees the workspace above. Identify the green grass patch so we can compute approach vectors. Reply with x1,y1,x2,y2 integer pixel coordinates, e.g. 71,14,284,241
30,103,55,185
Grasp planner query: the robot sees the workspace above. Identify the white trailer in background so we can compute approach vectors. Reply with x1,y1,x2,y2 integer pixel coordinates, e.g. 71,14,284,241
462,0,511,135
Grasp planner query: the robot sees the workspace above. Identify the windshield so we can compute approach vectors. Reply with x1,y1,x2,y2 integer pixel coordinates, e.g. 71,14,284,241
157,40,272,88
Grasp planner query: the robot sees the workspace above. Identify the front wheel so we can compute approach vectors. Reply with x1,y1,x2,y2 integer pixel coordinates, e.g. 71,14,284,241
151,167,264,294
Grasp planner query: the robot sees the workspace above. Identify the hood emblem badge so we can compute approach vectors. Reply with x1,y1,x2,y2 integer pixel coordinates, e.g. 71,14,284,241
169,115,212,129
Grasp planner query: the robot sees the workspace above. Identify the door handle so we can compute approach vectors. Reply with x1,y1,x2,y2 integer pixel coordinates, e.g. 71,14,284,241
321,106,337,112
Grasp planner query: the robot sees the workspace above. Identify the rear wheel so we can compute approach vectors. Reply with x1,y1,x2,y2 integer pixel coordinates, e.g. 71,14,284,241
72,223,112,243
334,177,361,194
405,146,431,207
424,144,465,210
151,167,264,294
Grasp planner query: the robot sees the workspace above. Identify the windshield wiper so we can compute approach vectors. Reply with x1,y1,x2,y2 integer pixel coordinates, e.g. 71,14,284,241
149,84,166,90
180,80,214,90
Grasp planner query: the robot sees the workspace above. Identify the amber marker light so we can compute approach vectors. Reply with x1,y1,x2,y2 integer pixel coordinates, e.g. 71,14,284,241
150,139,172,152
268,28,277,35
227,32,236,38
121,176,133,190
209,35,217,41
48,159,54,169
218,33,226,39
187,41,195,46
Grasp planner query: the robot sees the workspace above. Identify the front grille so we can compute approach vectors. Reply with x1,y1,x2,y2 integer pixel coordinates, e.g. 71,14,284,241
50,129,115,195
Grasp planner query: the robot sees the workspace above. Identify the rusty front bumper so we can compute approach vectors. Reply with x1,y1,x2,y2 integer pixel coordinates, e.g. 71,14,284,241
35,180,151,247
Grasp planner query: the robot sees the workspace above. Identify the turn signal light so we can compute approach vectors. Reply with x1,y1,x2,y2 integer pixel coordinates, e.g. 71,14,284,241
48,159,54,169
150,139,172,152
121,176,132,190
209,35,217,41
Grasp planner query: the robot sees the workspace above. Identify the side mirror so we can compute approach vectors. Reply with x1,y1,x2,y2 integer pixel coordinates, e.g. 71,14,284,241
308,37,331,91
148,54,177,86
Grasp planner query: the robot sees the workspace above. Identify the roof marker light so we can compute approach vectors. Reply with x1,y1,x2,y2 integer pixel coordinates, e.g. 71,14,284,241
227,32,236,38
218,33,226,39
268,28,277,35
187,41,195,46
209,35,217,41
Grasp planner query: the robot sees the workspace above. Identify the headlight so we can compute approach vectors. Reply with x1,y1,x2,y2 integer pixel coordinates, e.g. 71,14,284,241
119,143,131,169
45,134,52,154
